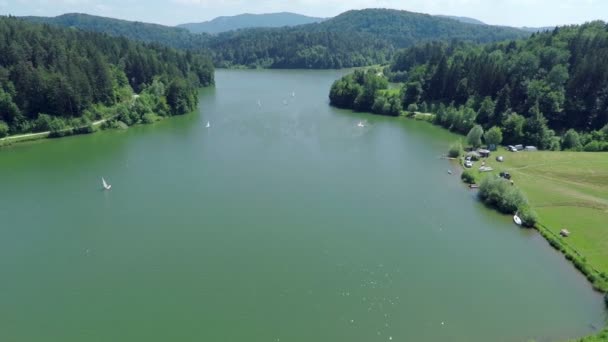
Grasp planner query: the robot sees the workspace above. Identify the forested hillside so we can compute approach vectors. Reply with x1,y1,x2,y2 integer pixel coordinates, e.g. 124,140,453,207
21,9,530,69
23,13,210,50
207,28,392,68
310,9,528,48
0,17,214,138
331,22,608,151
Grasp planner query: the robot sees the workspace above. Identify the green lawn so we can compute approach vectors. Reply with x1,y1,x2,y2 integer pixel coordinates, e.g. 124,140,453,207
467,149,608,274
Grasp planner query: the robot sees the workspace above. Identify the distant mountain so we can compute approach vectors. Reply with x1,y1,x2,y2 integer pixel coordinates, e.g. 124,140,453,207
308,9,528,48
520,26,555,32
178,12,325,34
20,9,532,69
22,13,210,49
436,15,486,25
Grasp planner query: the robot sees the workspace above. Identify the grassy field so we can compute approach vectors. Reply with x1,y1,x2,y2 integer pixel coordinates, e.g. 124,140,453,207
466,149,608,275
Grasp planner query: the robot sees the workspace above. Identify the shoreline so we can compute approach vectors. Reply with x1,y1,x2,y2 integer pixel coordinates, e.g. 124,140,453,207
346,107,608,341
416,114,608,341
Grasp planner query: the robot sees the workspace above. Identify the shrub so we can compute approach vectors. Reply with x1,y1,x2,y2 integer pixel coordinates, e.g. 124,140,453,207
561,129,582,151
448,141,463,158
461,170,476,184
484,126,503,147
142,112,159,124
466,125,484,148
407,103,418,113
584,140,601,152
605,293,608,307
518,206,538,227
478,176,529,214
0,120,8,138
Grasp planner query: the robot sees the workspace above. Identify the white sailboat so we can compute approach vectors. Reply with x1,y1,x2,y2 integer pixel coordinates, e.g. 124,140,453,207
206,121,210,128
102,177,112,190
513,214,522,226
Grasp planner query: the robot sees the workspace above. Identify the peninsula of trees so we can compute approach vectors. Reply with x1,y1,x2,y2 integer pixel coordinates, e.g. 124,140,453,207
330,22,608,151
0,17,214,138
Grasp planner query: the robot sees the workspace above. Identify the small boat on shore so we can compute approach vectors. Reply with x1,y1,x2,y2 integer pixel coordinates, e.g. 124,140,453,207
513,214,522,226
102,177,111,191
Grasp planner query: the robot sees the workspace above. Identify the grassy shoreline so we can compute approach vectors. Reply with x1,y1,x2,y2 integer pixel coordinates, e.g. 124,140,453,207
396,110,608,340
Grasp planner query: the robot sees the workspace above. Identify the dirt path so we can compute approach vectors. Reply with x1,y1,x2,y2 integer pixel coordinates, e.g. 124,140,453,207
0,116,114,143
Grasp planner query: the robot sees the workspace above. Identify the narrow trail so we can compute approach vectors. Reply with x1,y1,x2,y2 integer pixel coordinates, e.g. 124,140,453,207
1,116,115,143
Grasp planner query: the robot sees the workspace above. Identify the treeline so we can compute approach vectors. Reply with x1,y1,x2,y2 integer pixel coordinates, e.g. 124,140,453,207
331,22,608,151
329,69,402,116
0,17,214,137
23,13,210,50
208,29,392,69
20,9,530,70
311,9,528,48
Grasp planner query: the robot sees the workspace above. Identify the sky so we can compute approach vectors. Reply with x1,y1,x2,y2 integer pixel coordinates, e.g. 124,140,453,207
1,0,607,27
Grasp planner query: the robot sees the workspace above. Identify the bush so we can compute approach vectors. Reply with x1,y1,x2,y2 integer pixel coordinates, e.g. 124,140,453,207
484,126,503,147
518,206,538,227
561,129,582,151
142,112,159,124
0,120,8,138
478,176,529,214
461,170,476,184
584,140,601,152
407,103,418,113
605,293,608,308
466,125,484,148
448,141,463,158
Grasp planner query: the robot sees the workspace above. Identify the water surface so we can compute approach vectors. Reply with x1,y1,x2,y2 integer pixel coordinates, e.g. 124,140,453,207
0,69,606,342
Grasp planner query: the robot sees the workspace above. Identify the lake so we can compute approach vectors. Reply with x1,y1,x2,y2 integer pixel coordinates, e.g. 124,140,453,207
0,69,606,342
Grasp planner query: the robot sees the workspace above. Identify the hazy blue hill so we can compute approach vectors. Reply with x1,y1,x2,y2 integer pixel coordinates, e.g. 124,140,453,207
435,15,486,25
22,13,210,49
520,26,555,32
178,12,324,34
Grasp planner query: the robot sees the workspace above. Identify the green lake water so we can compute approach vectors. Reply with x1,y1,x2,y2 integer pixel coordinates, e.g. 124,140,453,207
0,69,606,342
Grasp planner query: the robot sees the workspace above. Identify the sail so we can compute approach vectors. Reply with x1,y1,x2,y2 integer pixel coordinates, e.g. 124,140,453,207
102,177,108,188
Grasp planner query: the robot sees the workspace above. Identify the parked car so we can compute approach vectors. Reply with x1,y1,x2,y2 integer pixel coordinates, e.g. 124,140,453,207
465,160,473,168
500,172,512,180
507,145,517,152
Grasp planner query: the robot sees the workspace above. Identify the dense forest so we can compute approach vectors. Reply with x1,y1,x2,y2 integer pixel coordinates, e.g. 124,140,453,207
207,28,391,68
0,17,214,138
331,22,608,151
21,9,530,69
24,13,210,50
308,9,528,48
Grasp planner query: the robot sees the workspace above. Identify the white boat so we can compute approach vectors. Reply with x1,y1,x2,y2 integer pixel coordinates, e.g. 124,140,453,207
257,100,262,107
291,91,296,97
513,215,522,226
447,170,453,175
357,121,365,128
205,121,210,128
102,177,111,190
